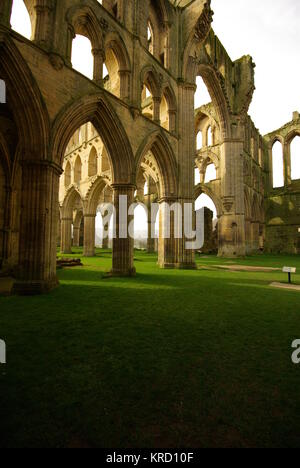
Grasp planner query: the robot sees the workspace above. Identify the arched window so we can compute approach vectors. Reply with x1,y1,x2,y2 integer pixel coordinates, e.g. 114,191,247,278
88,147,98,177
147,21,154,55
0,80,5,104
160,94,169,131
74,156,82,184
195,194,217,222
194,168,200,186
103,48,120,98
141,85,154,120
291,136,300,181
196,131,203,150
11,0,32,39
272,141,284,188
101,147,110,172
194,76,211,109
64,161,71,188
207,126,213,147
71,35,93,80
204,164,217,183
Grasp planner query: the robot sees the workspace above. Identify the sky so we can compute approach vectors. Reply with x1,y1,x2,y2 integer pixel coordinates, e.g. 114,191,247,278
9,0,300,221
211,0,300,135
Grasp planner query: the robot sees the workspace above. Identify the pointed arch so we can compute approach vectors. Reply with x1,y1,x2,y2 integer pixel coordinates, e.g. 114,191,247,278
104,31,131,72
194,184,222,218
61,185,83,219
85,176,109,215
51,94,134,184
88,146,98,177
0,36,50,160
135,131,178,198
141,66,160,98
66,5,104,50
183,37,230,139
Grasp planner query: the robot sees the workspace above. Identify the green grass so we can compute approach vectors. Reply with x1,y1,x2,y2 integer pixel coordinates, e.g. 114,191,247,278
1,250,300,448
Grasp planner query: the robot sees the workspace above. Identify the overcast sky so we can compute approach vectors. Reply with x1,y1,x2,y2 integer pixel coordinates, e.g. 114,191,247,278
212,0,300,135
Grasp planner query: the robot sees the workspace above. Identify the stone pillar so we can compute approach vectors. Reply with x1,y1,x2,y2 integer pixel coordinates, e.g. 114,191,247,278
146,197,155,253
92,48,105,86
158,198,176,268
153,97,161,124
218,136,246,257
284,142,291,187
83,214,96,257
34,2,53,48
0,0,12,27
119,70,130,100
73,226,80,247
176,82,197,269
61,217,72,254
14,161,60,295
111,184,135,276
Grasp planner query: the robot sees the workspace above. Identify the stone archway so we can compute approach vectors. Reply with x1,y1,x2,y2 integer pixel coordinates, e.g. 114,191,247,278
51,94,135,276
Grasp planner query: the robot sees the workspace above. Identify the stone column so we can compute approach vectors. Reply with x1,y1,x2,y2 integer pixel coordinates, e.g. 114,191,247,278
14,161,60,295
153,97,161,124
111,184,135,276
284,141,291,187
0,0,12,27
92,48,105,86
83,214,96,257
119,70,130,101
34,2,53,48
73,226,80,247
61,217,72,254
176,83,197,269
158,198,176,268
218,136,246,257
146,196,155,253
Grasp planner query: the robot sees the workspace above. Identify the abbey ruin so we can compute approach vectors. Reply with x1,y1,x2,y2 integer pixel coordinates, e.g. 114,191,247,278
0,0,299,295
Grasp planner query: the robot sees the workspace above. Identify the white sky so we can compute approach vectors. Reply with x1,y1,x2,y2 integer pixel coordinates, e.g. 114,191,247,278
10,0,300,222
212,0,300,135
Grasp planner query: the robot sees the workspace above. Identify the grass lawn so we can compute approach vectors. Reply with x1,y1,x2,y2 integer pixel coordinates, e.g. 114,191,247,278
0,250,300,448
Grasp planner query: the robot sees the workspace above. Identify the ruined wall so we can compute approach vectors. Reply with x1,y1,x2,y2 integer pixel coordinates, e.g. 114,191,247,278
264,113,300,254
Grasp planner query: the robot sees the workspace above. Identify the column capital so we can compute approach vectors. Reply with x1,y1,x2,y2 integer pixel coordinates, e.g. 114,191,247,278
20,159,63,176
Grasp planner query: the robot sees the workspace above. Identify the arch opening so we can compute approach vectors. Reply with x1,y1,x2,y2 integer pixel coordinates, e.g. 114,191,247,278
11,0,32,39
71,35,94,80
290,135,300,181
272,141,284,188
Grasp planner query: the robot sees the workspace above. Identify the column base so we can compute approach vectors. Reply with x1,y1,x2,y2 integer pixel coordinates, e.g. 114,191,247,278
12,277,59,296
109,267,136,278
158,262,175,269
175,262,197,270
83,253,95,258
218,249,246,258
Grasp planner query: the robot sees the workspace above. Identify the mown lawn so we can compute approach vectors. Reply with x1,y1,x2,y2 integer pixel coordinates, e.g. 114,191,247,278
0,250,300,448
